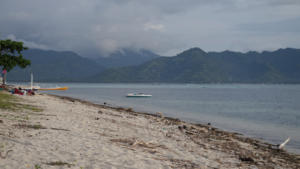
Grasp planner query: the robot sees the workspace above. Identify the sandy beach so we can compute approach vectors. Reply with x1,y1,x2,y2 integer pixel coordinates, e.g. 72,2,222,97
0,92,299,169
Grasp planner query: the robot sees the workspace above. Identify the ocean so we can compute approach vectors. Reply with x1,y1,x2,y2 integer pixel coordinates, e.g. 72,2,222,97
36,83,300,154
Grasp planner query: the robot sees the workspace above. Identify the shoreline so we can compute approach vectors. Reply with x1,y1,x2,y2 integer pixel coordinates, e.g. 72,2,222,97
48,94,298,152
48,94,300,164
1,91,299,168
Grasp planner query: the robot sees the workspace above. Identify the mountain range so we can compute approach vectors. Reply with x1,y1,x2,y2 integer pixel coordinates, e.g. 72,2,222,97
7,49,103,82
7,48,158,82
6,47,300,83
88,48,300,83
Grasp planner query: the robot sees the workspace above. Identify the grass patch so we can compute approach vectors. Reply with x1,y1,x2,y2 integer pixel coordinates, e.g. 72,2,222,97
0,91,43,112
45,161,73,167
0,114,29,121
0,91,19,110
34,164,42,169
19,104,43,112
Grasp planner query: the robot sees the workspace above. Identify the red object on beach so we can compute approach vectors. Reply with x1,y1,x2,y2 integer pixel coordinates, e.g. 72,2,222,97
13,88,24,95
2,69,7,74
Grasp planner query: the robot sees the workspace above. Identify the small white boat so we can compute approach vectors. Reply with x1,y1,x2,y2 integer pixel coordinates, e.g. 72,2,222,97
126,93,152,97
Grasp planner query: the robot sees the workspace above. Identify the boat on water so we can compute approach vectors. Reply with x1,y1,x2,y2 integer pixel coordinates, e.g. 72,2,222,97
39,86,69,91
11,73,68,91
126,93,152,97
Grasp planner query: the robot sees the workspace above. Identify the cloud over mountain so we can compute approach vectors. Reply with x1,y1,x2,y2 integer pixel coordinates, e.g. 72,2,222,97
1,0,300,57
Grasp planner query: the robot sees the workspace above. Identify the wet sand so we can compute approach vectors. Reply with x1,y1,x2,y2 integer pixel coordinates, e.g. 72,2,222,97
0,93,299,168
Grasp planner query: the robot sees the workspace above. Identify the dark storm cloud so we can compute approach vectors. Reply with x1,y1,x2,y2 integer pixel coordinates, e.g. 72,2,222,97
1,0,300,57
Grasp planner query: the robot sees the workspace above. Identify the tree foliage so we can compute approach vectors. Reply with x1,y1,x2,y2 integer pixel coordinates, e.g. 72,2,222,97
0,39,30,72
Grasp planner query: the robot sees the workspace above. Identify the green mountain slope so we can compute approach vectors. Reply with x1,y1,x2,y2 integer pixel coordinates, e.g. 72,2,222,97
7,49,104,82
94,49,159,68
88,48,300,83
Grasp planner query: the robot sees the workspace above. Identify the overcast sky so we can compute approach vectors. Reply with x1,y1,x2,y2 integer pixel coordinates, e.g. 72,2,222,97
1,0,300,57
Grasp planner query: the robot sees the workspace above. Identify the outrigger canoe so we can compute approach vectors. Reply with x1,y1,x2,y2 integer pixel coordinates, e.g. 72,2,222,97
39,87,69,91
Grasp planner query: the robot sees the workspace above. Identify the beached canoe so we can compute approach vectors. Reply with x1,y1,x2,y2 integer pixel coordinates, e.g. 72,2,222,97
39,87,69,91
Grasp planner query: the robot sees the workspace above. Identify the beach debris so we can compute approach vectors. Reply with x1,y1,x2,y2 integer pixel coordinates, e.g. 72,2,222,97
178,125,188,131
156,112,164,118
14,124,47,130
116,107,126,111
132,140,167,149
185,131,194,135
110,138,167,149
110,138,136,146
178,125,183,130
0,150,13,159
110,113,123,118
0,119,3,123
163,117,181,125
153,158,200,169
50,127,70,131
279,137,290,149
239,156,255,163
165,132,172,138
44,161,73,167
98,110,103,114
95,117,100,120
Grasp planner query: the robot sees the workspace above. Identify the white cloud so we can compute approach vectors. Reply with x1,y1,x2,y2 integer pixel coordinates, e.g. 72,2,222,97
5,34,50,50
143,23,165,32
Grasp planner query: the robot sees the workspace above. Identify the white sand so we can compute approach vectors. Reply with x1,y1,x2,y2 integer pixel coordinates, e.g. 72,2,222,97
0,93,299,169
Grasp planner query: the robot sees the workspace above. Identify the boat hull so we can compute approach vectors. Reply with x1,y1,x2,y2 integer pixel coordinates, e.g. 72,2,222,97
126,93,152,97
39,87,69,91
126,95,152,98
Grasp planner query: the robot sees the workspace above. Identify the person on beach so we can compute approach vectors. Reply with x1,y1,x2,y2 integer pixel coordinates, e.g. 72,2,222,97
2,69,7,85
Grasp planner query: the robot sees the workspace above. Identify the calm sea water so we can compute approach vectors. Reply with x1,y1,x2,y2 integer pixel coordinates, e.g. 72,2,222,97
36,83,300,154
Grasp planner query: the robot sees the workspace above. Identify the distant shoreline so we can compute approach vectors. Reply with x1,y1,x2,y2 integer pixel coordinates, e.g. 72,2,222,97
8,81,300,84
